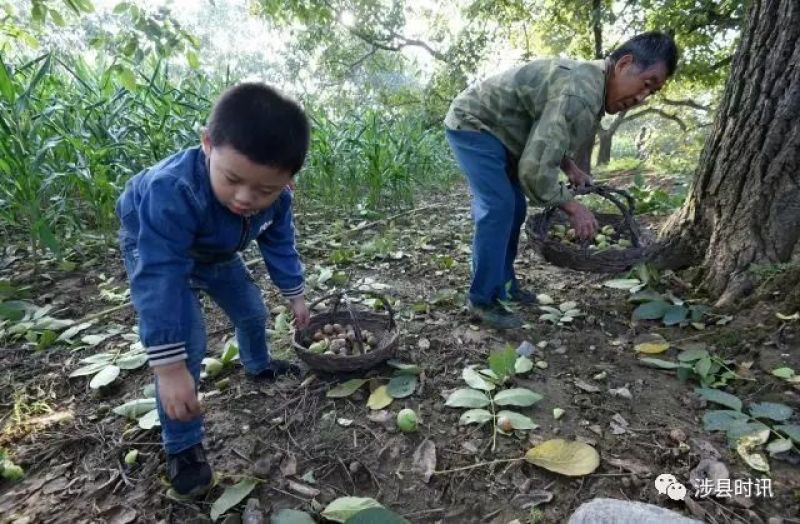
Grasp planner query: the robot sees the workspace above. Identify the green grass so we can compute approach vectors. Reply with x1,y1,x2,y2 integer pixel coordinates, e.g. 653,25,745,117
0,52,458,257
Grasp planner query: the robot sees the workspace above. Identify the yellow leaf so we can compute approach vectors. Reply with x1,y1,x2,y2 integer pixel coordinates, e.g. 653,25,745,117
634,333,670,354
776,312,800,321
525,439,600,476
367,386,393,410
736,432,770,474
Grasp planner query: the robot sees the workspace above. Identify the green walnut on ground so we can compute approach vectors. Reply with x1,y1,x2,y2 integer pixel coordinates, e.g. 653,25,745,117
547,224,633,251
306,323,379,356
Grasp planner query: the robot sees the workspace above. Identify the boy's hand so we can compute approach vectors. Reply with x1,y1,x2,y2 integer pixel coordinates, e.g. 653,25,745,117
153,361,202,422
289,296,310,329
561,200,599,240
566,167,593,189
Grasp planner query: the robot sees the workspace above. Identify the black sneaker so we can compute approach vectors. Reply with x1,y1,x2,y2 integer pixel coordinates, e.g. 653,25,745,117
468,301,523,330
167,443,214,498
253,359,303,380
509,288,538,305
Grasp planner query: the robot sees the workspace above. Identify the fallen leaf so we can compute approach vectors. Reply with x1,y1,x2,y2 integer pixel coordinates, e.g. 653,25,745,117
634,333,670,354
321,497,383,523
210,479,258,521
280,453,298,477
367,386,393,410
413,439,436,483
525,439,600,476
736,433,770,474
326,379,367,398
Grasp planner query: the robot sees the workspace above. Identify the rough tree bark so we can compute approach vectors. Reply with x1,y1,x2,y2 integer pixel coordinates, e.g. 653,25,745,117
656,0,800,307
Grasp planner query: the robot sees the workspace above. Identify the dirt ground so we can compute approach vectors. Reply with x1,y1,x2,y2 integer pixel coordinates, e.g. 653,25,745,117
1,187,799,524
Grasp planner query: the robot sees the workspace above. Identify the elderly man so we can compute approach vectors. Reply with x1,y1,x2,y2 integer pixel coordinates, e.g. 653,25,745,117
445,31,678,329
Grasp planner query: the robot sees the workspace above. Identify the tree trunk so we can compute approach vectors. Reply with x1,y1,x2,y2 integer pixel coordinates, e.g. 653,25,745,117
597,131,613,165
656,0,800,306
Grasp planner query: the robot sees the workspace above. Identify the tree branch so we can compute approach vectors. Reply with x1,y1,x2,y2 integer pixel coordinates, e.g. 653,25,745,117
660,98,711,112
624,107,687,131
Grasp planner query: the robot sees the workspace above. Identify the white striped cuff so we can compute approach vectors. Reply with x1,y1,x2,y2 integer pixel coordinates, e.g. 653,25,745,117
281,283,305,299
147,342,188,367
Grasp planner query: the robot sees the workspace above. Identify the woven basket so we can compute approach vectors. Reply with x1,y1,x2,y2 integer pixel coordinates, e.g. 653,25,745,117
292,290,398,373
527,184,650,273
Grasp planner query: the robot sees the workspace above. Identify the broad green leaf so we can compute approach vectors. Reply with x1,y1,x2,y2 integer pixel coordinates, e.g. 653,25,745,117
81,334,110,347
113,398,156,419
703,410,749,431
367,386,393,410
525,439,600,476
36,330,58,350
271,509,316,524
445,388,490,408
386,375,417,398
58,321,95,342
69,361,108,377
695,388,742,411
116,66,137,91
221,341,239,364
771,367,795,379
628,289,663,303
488,346,517,380
0,56,15,104
514,356,534,375
492,388,543,407
662,305,688,326
632,300,669,320
116,353,148,370
748,402,793,421
677,347,710,362
80,352,114,364
386,360,421,375
775,424,800,444
462,368,495,391
0,301,26,321
345,507,410,524
638,357,687,370
603,278,641,290
726,420,770,447
142,383,156,397
326,379,367,398
694,357,712,377
89,365,120,389
496,410,537,430
634,333,669,354
186,50,200,69
209,479,258,521
766,439,793,455
321,497,383,523
137,409,160,430
458,409,493,425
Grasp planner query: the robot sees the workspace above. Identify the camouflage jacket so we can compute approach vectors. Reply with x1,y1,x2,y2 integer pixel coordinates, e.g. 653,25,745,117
445,58,607,207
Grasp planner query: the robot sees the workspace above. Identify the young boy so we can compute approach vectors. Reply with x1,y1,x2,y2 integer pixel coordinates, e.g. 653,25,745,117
445,32,678,329
116,83,311,496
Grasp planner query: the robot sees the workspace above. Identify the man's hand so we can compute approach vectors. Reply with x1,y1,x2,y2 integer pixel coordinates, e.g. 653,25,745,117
290,296,310,329
153,361,202,422
561,201,599,240
560,157,593,189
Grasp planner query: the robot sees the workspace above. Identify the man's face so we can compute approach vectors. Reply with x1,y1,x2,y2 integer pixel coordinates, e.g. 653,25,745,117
202,130,292,217
605,55,669,114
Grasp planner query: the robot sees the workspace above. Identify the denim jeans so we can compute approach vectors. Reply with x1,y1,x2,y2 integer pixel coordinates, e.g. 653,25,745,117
120,234,271,454
445,128,527,305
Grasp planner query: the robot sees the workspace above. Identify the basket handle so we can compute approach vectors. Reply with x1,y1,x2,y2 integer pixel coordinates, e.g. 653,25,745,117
305,289,396,329
537,183,641,248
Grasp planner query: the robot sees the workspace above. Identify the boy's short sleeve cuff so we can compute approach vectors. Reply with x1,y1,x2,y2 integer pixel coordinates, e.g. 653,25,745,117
147,342,188,367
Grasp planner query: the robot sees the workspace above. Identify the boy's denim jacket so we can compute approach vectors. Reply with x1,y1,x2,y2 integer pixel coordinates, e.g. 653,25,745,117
115,147,304,367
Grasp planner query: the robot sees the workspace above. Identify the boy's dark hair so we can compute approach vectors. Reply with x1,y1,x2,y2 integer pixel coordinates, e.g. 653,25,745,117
207,82,310,175
609,32,679,77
